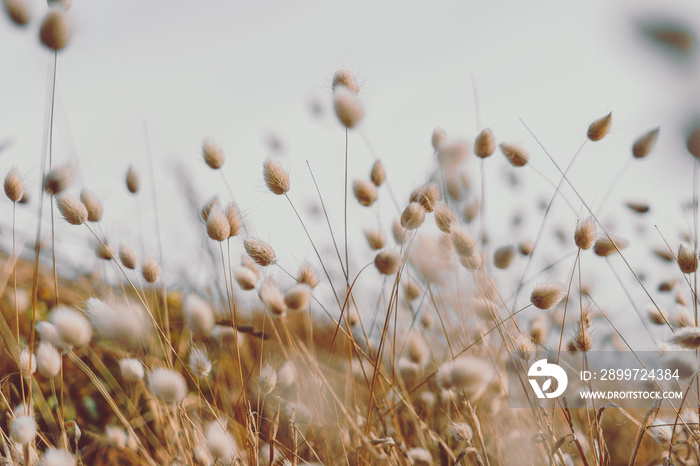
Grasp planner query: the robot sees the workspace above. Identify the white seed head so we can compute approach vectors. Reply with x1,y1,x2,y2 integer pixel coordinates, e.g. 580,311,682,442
206,206,230,241
259,280,286,316
234,267,258,290
80,189,103,222
40,447,75,466
49,306,92,347
183,294,215,336
148,368,187,404
119,243,137,269
36,341,61,378
11,415,37,445
141,258,161,283
119,358,144,382
284,284,311,311
18,348,36,377
105,425,128,449
258,363,277,395
205,421,236,462
188,347,212,378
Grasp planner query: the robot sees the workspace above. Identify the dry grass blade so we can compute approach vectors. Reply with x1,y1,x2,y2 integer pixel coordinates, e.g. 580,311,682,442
628,398,662,466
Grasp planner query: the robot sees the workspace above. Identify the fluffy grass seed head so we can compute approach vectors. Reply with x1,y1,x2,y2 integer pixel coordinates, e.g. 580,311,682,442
259,280,286,316
119,243,137,269
43,164,73,195
244,237,276,266
519,240,533,255
331,69,359,95
119,358,144,382
433,202,456,233
40,8,70,51
464,202,479,223
392,219,407,244
574,218,596,250
148,368,187,404
188,347,212,378
633,127,659,158
530,282,566,310
183,294,215,336
403,278,422,301
284,284,311,311
206,206,230,241
370,160,386,186
669,327,700,349
95,241,114,260
678,244,698,274
594,236,628,256
529,314,548,345
263,157,290,195
40,448,75,466
364,229,386,249
79,189,102,222
125,165,139,194
437,357,493,400
468,297,499,321
493,246,515,269
4,0,30,26
297,263,319,288
4,167,23,202
49,306,92,347
374,250,401,275
18,348,36,377
105,426,128,449
235,267,258,290
587,112,612,141
450,226,476,257
516,334,536,360
36,341,61,378
475,128,496,158
333,85,363,129
400,202,425,230
258,363,277,395
500,143,528,167
202,140,224,169
200,196,219,222
11,415,37,445
431,127,447,151
353,179,377,207
56,194,87,225
205,421,236,463
437,141,470,168
141,257,161,283
225,202,242,237
416,183,441,212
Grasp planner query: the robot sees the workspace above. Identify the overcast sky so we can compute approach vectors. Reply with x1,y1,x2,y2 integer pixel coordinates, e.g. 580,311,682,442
1,0,699,346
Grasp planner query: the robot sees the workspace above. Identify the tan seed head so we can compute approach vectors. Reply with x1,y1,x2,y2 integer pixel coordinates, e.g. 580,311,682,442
331,69,359,95
263,157,290,195
202,140,224,169
4,0,29,26
55,194,87,225
297,263,319,288
370,160,386,186
80,189,103,222
244,237,276,266
126,166,139,194
234,267,257,290
474,128,495,158
431,128,447,151
594,236,628,257
400,202,425,230
374,250,401,275
364,229,386,250
119,243,137,269
574,218,596,250
284,284,311,311
43,164,73,195
678,244,698,274
95,242,114,260
353,179,377,207
416,183,441,213
587,112,612,141
224,202,242,237
632,128,659,158
333,85,363,129
259,280,286,316
392,219,407,245
200,196,219,222
142,258,161,283
688,125,700,159
433,202,456,233
206,206,230,242
530,282,566,310
493,246,515,269
519,240,533,256
39,8,70,51
464,202,479,223
500,143,528,167
450,226,476,257
4,167,23,202
626,202,649,214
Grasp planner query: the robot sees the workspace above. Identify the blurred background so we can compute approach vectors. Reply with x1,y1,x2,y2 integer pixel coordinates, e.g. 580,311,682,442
1,0,699,348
